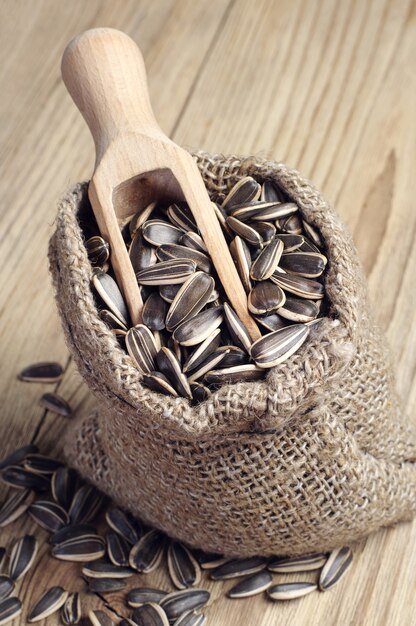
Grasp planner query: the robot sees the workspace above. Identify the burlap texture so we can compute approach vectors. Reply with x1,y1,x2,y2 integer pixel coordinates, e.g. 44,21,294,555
48,152,416,557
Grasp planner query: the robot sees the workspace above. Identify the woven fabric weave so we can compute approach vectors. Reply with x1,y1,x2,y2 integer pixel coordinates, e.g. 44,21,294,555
48,152,416,557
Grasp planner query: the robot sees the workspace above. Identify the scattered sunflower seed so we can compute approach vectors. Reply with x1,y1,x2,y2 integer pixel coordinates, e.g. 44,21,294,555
160,589,210,622
88,610,116,626
227,571,272,598
319,546,353,591
127,587,169,608
18,362,63,383
196,552,227,570
38,393,72,417
8,535,38,580
69,484,106,524
61,592,81,625
52,535,105,562
29,500,69,532
268,552,327,573
267,581,317,601
0,549,5,570
106,531,130,567
23,454,63,475
131,602,169,626
82,560,134,578
1,466,50,492
167,542,201,590
106,508,140,545
0,489,35,527
51,467,78,509
0,597,22,625
50,523,97,545
0,578,14,603
0,445,38,470
87,578,127,593
210,557,267,580
27,586,68,622
129,529,166,573
172,612,207,626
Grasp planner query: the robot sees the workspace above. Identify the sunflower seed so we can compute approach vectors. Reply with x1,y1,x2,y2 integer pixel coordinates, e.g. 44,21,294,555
18,362,63,383
156,348,192,398
195,552,226,569
82,560,134,578
277,296,319,323
182,328,221,373
160,589,210,621
268,552,327,573
0,597,22,625
1,466,50,492
252,202,298,222
173,306,223,347
88,610,116,626
204,364,264,385
172,612,206,626
168,542,201,590
189,382,211,403
51,467,78,509
61,592,81,625
143,371,179,396
52,536,105,562
131,602,169,626
0,578,14,602
29,500,69,532
126,325,158,373
226,216,263,246
159,283,182,304
38,392,72,417
250,238,283,281
50,523,97,545
223,303,252,352
99,309,128,331
129,529,166,573
69,484,105,524
28,586,68,622
105,531,130,567
127,587,169,608
248,281,286,315
227,571,272,598
87,577,127,593
106,507,140,545
319,546,352,590
280,213,303,234
166,272,215,331
271,272,324,300
277,233,304,252
23,454,63,475
268,581,317,601
251,221,276,244
214,345,248,367
254,313,287,332
92,270,129,326
142,219,183,246
279,252,327,278
137,259,197,285
179,232,208,253
156,244,212,274
142,292,168,331
250,324,310,368
0,489,35,527
85,236,110,267
221,176,261,213
261,180,287,203
0,445,38,470
302,219,323,247
187,348,228,383
167,203,197,231
299,236,320,253
229,236,252,293
120,620,136,626
210,557,267,580
129,231,158,274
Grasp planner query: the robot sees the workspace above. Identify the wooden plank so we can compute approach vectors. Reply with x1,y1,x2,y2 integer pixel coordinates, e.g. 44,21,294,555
0,0,415,625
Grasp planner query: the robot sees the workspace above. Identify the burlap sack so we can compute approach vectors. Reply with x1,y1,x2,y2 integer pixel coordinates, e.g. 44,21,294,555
48,151,416,557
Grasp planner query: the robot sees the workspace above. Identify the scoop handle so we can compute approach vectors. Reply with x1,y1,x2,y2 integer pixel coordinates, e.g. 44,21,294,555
61,28,165,163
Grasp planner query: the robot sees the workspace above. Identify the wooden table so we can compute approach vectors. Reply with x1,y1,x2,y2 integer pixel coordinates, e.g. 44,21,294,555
1,1,415,624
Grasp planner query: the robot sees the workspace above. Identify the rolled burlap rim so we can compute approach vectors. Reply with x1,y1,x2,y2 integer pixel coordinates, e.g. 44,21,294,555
48,151,416,556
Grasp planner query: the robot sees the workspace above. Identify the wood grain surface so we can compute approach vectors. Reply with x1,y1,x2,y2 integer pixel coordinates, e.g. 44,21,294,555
0,1,415,625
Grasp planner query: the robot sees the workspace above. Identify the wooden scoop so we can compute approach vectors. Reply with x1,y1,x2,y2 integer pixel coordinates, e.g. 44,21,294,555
61,28,260,339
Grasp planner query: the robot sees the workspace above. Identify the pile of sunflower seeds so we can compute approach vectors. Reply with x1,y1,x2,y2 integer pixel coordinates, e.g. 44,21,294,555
83,177,328,401
0,442,353,625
